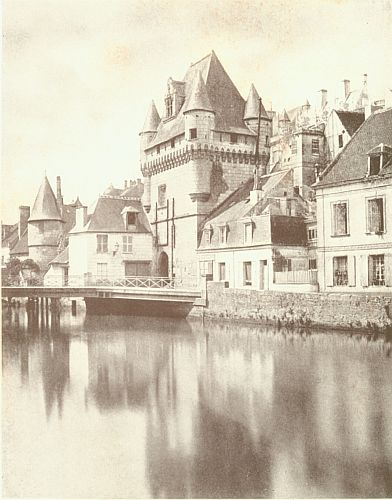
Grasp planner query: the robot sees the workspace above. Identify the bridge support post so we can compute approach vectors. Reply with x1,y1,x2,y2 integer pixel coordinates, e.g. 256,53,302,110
71,300,77,316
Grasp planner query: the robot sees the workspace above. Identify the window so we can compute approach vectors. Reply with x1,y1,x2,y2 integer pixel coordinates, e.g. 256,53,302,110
96,234,108,253
291,140,297,154
127,212,136,226
369,156,381,176
165,96,173,117
311,139,319,155
157,145,160,154
367,198,384,233
97,263,108,278
302,143,305,155
338,134,344,148
200,260,213,278
218,225,228,244
309,258,317,270
190,128,197,139
244,222,253,244
244,136,248,145
230,133,238,144
218,262,226,281
308,227,317,240
204,228,212,244
265,135,269,147
274,257,292,272
333,256,348,285
158,184,166,207
220,133,223,142
332,202,348,236
369,254,385,285
122,235,132,253
243,262,252,286
171,138,175,148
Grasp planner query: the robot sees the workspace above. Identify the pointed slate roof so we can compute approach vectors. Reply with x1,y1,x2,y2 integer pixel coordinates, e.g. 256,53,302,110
279,109,291,122
146,51,252,148
244,84,268,120
141,100,161,133
183,71,213,113
29,176,63,222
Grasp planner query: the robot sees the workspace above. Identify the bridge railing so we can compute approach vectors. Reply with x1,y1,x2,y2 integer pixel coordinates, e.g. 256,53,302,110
40,274,196,289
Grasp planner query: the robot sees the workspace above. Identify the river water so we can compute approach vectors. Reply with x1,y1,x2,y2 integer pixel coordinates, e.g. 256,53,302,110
2,304,392,498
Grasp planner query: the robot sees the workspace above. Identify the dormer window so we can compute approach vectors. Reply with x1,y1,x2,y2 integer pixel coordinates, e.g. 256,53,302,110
367,143,392,176
243,220,254,244
218,224,228,244
165,96,173,118
121,207,139,230
230,133,238,144
204,225,213,244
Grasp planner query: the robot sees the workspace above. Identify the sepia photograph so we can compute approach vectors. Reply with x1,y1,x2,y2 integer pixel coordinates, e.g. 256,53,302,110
2,0,392,498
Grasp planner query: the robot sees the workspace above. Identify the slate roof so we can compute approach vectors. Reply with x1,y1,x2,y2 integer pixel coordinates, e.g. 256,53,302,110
317,108,392,187
71,196,151,233
183,71,213,113
244,84,269,120
141,101,161,133
29,176,63,222
146,51,252,148
10,228,29,256
2,223,18,249
49,246,69,265
336,110,365,136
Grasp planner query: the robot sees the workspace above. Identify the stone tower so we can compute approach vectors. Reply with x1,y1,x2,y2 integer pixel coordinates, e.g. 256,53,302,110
28,176,64,272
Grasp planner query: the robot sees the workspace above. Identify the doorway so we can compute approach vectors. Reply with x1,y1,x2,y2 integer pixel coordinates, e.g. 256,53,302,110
158,252,169,277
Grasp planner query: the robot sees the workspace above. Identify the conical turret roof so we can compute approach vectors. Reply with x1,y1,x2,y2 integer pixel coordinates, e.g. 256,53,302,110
141,100,161,133
244,84,268,120
29,176,63,222
183,70,213,113
279,109,291,122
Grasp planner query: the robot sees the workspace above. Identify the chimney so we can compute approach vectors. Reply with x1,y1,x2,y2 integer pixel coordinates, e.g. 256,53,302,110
19,205,30,239
124,180,128,189
320,89,328,110
56,176,63,209
343,79,350,100
363,73,368,85
75,205,88,229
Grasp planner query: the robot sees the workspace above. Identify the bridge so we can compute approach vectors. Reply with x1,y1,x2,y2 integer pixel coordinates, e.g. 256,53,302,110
2,276,206,317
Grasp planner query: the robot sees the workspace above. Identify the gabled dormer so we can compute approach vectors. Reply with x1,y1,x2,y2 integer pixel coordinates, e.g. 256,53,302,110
164,78,186,119
121,206,139,231
367,143,392,176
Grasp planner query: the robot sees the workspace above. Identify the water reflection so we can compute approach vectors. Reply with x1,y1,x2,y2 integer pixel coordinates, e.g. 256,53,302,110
2,305,392,498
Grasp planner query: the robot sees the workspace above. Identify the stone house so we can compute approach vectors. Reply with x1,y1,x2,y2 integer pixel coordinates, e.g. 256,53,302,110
140,51,272,286
68,182,153,283
197,171,318,293
315,107,392,292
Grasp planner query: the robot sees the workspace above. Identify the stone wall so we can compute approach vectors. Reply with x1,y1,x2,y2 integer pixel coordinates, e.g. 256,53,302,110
194,282,392,332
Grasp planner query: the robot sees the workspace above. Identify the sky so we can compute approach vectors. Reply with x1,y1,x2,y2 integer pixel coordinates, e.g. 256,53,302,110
2,0,392,223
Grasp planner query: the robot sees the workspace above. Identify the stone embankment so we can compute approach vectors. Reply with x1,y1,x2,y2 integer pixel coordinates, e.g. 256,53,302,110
193,282,392,333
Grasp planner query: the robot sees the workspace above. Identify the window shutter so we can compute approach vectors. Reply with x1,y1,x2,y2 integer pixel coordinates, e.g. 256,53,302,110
385,254,392,287
325,256,334,287
359,255,369,287
348,255,356,286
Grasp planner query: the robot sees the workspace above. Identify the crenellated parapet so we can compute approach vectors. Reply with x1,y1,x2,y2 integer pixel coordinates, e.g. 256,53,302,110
141,143,259,176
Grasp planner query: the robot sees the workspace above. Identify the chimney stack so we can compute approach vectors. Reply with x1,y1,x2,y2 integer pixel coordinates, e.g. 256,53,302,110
320,89,328,110
124,180,128,189
343,79,350,100
75,205,88,229
19,205,30,239
56,176,63,210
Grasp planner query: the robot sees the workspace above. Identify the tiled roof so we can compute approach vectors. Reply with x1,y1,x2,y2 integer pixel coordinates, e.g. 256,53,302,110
336,110,365,136
317,108,392,187
49,246,69,265
29,177,63,222
9,229,29,256
72,196,151,233
2,223,18,248
141,100,161,133
147,51,251,148
244,84,269,120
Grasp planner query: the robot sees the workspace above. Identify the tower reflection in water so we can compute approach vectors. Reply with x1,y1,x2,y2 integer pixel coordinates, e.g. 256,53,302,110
2,305,392,498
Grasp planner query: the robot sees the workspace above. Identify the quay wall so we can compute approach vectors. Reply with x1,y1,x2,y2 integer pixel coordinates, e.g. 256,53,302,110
192,282,392,332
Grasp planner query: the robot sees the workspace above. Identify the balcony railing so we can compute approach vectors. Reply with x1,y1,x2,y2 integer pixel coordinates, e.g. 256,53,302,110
40,275,178,289
274,269,318,285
